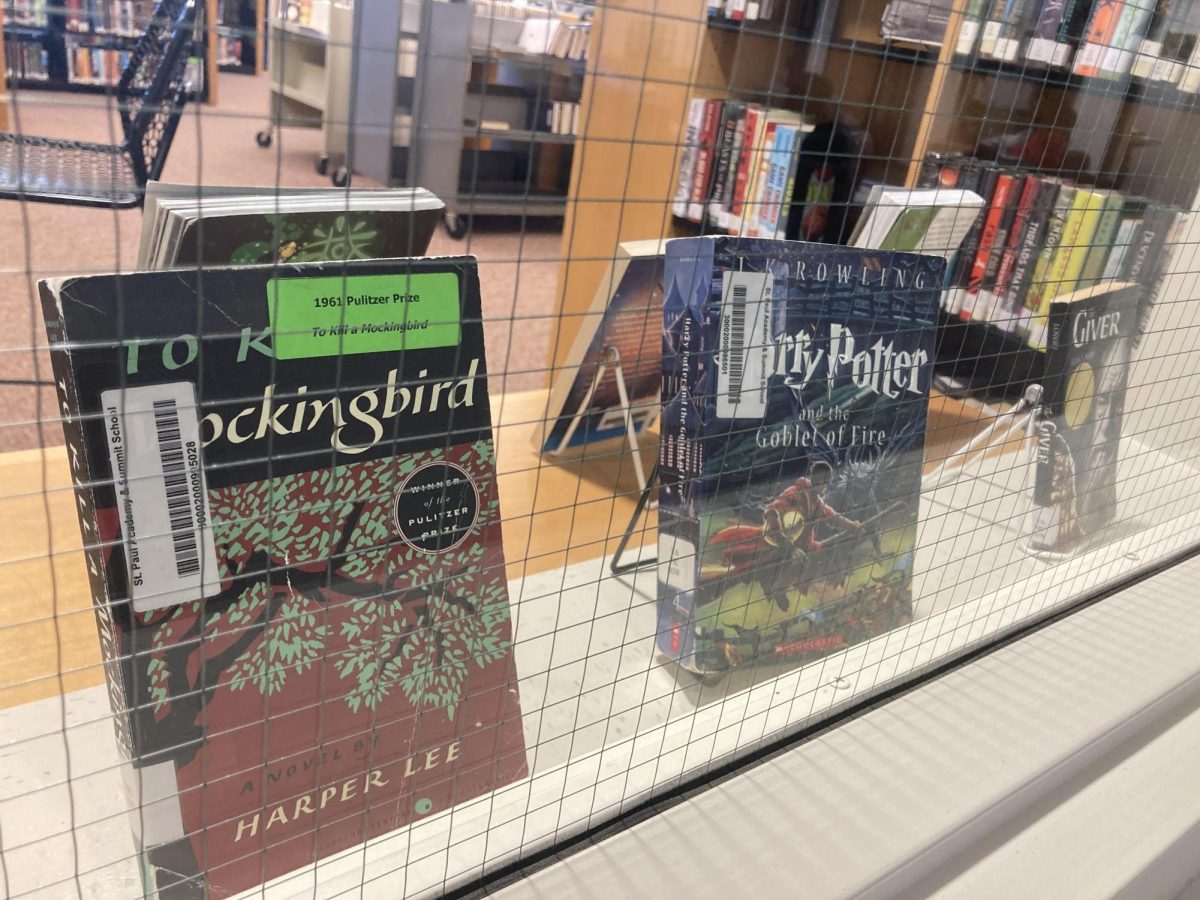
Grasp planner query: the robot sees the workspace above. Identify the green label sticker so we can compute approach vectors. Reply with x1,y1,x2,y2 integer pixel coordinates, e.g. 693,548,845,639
266,272,461,360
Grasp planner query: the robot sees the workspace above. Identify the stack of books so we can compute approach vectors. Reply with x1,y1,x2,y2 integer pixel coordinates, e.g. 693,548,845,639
958,0,1200,89
672,97,814,238
920,153,1180,351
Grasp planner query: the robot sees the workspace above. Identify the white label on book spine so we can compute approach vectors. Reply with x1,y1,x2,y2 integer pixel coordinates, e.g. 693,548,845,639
746,1,759,19
1026,36,1056,63
1131,39,1162,79
979,20,1001,55
717,270,772,420
1101,46,1134,75
997,37,1020,61
101,382,221,613
1052,42,1073,66
956,20,980,55
1075,42,1103,72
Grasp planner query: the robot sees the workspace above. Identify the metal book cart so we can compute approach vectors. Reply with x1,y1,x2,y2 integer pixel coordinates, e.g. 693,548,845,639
254,0,355,184
347,0,582,236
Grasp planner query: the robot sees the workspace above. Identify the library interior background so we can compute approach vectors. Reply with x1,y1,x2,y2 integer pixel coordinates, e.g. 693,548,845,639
2,0,1200,895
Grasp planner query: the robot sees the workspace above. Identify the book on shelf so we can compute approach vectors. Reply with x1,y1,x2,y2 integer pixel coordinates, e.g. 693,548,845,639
1074,0,1129,75
917,154,1178,351
706,0,776,24
850,186,985,259
879,0,954,45
981,0,1042,61
138,182,445,270
538,239,664,453
4,37,50,80
658,236,942,680
1026,282,1140,558
672,98,812,237
41,256,528,898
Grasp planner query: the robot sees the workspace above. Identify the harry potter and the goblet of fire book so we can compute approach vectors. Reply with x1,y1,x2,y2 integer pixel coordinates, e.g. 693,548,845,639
42,258,527,897
658,237,942,679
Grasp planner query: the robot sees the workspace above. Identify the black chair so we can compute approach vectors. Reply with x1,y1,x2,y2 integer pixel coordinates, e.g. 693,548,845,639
0,0,198,208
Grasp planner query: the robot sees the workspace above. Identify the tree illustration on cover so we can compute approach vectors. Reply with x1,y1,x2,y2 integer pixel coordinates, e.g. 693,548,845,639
139,442,509,765
229,214,382,265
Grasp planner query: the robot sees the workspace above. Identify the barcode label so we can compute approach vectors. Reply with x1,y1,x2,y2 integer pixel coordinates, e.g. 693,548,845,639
717,270,772,419
153,399,201,578
101,383,221,613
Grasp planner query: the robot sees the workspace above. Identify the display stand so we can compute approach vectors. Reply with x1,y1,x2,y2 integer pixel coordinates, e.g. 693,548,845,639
922,384,1044,493
547,345,655,495
612,461,658,576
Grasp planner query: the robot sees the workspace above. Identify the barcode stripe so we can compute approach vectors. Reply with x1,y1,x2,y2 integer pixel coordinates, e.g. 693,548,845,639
726,283,748,404
152,399,201,579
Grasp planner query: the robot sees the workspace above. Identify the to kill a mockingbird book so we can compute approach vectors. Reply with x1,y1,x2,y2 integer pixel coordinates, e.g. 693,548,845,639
42,257,527,897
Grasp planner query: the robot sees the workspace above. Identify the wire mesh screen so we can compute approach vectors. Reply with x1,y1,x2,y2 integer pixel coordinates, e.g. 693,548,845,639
1,0,1198,895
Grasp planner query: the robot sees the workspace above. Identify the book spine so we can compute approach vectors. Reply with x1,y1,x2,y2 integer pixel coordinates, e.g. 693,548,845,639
1102,215,1143,279
1052,0,1099,63
728,105,761,230
721,106,752,230
1075,0,1127,75
949,164,997,316
746,122,777,237
708,103,742,224
1124,205,1177,338
1009,178,1061,334
1131,0,1173,77
657,257,706,667
39,284,137,770
1076,192,1124,286
673,98,706,219
958,0,994,53
688,99,722,223
1100,0,1159,74
994,175,1042,327
1028,0,1069,61
776,129,804,239
980,173,1027,325
965,171,1015,321
980,0,1010,54
1033,301,1073,504
1044,189,1105,303
1024,184,1077,347
762,125,793,238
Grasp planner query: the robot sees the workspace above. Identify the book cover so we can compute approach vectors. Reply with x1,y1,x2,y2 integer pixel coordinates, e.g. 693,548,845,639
1027,283,1140,557
41,258,528,897
539,240,665,453
658,237,942,678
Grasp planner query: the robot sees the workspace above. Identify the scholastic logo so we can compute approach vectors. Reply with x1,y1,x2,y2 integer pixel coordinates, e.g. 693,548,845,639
774,635,846,655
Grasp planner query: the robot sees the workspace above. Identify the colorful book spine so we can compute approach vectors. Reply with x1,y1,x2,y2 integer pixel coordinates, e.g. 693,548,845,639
1074,0,1128,75
1007,177,1062,333
993,174,1042,328
708,102,743,225
1100,0,1161,74
728,105,761,231
1076,192,1124,286
964,171,1016,321
746,121,777,237
1027,0,1071,61
688,99,723,223
1024,183,1077,345
673,98,707,220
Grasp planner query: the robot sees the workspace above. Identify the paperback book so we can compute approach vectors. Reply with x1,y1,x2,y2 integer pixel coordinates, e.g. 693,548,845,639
1026,282,1140,557
658,237,942,678
139,182,445,270
42,258,527,897
539,239,664,453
